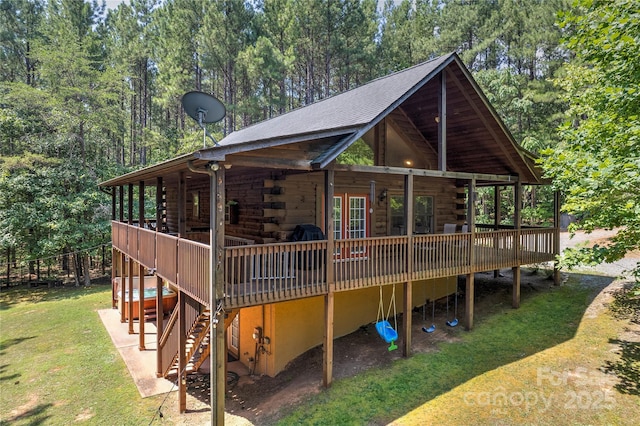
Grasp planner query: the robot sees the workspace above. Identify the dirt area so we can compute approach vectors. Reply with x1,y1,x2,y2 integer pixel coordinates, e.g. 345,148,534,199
177,229,639,425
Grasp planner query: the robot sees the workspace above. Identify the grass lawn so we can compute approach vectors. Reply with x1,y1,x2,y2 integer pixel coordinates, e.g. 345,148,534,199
0,283,182,425
278,274,640,425
1,272,638,425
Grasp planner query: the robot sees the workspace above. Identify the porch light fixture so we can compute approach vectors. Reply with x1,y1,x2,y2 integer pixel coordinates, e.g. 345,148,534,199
181,91,226,148
405,160,413,167
379,189,387,202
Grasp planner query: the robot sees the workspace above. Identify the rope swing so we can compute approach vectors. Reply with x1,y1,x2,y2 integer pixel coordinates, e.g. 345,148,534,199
375,284,398,351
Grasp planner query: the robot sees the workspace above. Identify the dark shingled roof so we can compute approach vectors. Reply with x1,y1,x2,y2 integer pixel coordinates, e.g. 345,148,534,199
219,55,452,147
101,52,544,187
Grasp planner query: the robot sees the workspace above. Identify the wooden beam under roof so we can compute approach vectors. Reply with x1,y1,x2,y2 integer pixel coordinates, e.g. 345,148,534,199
225,154,313,170
332,164,519,184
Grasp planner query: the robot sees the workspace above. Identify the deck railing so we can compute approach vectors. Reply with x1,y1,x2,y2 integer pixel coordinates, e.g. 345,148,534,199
177,239,210,306
225,240,328,308
111,221,558,309
334,236,408,291
521,228,557,265
413,233,472,279
474,230,518,272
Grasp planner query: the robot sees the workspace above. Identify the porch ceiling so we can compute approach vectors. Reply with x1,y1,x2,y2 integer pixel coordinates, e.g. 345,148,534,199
397,64,536,180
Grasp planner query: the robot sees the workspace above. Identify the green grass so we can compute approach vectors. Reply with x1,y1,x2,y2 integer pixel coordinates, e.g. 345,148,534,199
2,275,638,425
278,276,640,425
0,284,175,425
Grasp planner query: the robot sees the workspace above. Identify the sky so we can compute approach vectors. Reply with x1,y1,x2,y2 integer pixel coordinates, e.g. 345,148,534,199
104,0,127,10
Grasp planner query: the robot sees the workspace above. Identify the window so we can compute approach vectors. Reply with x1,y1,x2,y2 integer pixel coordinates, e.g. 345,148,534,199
390,195,434,235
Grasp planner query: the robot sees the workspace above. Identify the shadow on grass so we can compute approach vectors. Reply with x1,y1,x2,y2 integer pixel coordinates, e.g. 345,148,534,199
273,270,614,425
2,403,53,425
0,281,110,310
0,336,36,353
604,339,640,396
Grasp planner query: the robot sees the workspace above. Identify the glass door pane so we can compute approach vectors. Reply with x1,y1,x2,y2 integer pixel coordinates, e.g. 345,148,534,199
348,196,367,256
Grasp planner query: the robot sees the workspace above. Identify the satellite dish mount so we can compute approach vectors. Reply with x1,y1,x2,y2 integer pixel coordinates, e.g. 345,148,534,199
181,91,226,148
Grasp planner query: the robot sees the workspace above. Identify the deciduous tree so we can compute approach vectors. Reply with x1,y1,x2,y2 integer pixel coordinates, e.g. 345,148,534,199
542,0,640,279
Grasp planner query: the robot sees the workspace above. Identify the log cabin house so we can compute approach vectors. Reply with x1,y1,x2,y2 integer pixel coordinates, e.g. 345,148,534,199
100,53,559,422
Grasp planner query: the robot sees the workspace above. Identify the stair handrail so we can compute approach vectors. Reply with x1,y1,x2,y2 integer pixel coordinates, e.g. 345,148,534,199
158,305,180,349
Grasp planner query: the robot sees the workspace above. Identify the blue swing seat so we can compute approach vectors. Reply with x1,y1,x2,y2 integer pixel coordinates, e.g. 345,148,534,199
375,320,398,344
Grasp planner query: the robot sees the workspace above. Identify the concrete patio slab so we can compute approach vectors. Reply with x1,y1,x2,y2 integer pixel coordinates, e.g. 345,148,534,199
98,308,175,398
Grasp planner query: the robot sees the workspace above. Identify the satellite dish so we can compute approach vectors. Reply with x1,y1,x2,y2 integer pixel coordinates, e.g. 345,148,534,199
181,91,226,147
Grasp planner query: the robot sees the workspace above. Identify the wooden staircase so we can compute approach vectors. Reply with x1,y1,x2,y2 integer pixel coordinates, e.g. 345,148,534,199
164,308,240,378
166,310,211,377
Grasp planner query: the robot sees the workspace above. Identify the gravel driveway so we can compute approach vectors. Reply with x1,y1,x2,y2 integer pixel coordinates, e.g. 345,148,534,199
559,228,639,278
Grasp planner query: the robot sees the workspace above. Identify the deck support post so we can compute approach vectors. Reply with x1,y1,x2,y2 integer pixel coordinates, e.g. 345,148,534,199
512,266,521,309
465,178,476,330
111,190,117,308
513,181,522,308
553,190,561,285
138,181,145,349
178,292,186,413
155,275,164,377
155,177,164,376
127,183,134,333
111,246,117,308
323,170,335,387
403,174,414,356
323,292,335,387
210,164,226,426
138,262,145,350
120,251,126,323
403,282,412,356
494,185,501,278
128,256,134,334
138,263,146,351
464,273,474,330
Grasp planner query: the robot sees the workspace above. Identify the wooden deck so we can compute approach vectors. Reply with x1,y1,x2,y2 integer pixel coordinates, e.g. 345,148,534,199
112,222,557,309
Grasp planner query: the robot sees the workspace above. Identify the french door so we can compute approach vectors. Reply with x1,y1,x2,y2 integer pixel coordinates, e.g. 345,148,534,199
333,194,369,259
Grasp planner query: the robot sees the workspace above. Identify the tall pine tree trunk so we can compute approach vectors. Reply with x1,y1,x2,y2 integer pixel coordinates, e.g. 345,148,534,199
82,253,91,286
